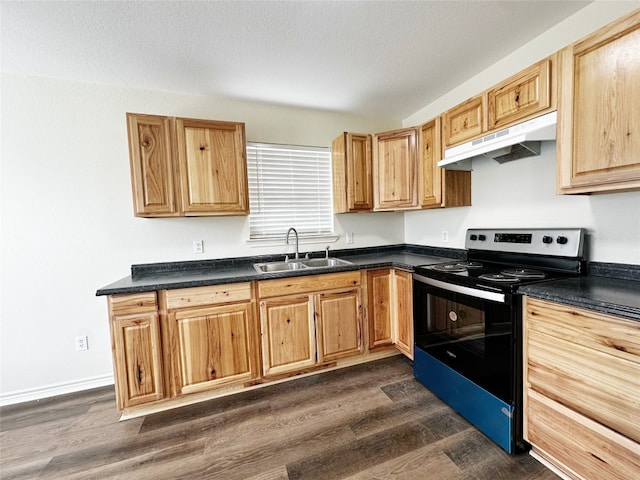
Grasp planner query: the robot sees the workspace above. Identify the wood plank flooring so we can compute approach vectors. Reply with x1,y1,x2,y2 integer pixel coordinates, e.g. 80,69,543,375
0,356,558,479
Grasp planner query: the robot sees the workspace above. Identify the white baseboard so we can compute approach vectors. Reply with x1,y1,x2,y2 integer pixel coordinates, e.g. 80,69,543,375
529,450,572,480
0,375,114,407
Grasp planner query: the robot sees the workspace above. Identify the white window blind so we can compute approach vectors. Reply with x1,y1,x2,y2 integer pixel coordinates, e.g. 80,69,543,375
247,142,333,240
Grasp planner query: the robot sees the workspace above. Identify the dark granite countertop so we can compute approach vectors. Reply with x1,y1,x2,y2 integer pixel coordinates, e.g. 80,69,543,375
520,275,640,322
96,244,463,296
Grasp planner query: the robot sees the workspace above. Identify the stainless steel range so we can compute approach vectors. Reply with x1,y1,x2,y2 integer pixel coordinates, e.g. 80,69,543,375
412,228,586,454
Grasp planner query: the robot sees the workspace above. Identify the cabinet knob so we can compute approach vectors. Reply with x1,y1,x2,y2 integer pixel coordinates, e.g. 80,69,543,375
199,146,206,151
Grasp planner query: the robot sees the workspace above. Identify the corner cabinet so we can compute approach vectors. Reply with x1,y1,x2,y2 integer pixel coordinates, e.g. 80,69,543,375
160,283,260,397
418,117,471,209
331,132,373,213
523,297,640,479
557,10,640,194
108,292,165,409
258,272,363,377
126,113,249,217
372,127,419,211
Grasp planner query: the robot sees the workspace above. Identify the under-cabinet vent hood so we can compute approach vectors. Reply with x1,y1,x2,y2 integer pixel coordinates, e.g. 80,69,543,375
439,111,557,170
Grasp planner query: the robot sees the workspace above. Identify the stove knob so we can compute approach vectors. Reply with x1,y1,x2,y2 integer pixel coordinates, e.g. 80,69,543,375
542,235,553,244
470,234,478,240
557,236,568,245
478,234,486,241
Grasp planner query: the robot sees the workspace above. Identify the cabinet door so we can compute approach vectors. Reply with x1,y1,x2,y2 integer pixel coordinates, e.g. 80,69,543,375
111,313,164,409
557,11,640,193
316,288,363,362
169,302,256,395
418,119,443,208
367,269,393,349
373,127,419,211
393,270,413,359
175,118,249,215
332,133,373,213
126,113,178,217
260,295,317,376
488,58,552,130
443,95,485,147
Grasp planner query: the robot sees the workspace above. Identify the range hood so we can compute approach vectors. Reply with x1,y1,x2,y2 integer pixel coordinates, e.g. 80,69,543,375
439,111,557,170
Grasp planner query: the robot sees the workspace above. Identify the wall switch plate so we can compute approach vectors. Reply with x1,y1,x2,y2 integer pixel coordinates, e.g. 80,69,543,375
346,233,354,244
193,240,204,254
441,231,449,242
75,335,88,351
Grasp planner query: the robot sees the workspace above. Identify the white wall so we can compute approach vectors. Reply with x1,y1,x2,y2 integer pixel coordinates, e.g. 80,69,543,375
403,1,640,262
0,75,401,403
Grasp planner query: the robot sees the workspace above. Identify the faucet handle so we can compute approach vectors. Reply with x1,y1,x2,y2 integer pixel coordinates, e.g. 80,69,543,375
325,246,330,258
284,254,290,262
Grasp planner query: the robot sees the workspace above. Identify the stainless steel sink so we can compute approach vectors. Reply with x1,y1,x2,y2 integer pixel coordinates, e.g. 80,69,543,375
253,261,307,273
300,258,353,268
253,257,353,273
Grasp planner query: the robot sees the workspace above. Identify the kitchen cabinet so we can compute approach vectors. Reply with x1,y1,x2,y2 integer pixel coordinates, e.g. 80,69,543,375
418,117,471,208
393,270,413,359
258,271,362,376
108,292,165,409
332,132,373,213
523,297,640,479
366,268,413,359
127,114,178,217
126,113,249,217
443,56,556,149
557,10,640,194
372,127,419,211
160,283,259,397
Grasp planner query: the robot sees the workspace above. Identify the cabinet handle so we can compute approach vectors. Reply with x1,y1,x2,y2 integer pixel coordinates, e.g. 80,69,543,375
199,146,206,151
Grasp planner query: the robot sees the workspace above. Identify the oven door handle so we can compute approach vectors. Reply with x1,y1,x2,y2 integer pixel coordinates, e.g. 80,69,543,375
413,273,506,303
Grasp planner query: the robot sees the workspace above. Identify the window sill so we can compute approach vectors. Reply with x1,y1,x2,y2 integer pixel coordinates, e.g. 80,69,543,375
246,235,340,247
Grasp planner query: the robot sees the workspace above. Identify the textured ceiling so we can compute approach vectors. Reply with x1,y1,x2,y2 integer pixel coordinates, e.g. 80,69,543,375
1,1,591,120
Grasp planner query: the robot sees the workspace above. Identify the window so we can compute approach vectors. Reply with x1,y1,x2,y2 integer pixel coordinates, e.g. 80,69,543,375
247,142,333,240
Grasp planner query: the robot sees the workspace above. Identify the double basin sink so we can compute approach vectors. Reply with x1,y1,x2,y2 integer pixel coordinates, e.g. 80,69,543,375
254,257,353,273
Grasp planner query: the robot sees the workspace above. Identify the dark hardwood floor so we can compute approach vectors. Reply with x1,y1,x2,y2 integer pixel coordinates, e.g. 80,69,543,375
0,356,558,479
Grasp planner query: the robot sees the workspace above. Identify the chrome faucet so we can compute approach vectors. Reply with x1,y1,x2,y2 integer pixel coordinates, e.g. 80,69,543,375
285,227,299,260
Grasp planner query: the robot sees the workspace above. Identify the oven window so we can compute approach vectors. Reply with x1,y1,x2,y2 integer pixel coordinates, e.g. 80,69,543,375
413,280,515,402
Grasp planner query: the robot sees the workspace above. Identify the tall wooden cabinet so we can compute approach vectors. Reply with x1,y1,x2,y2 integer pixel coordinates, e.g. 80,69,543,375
393,270,413,359
523,297,640,479
331,133,373,213
126,113,249,217
108,292,165,410
557,10,640,194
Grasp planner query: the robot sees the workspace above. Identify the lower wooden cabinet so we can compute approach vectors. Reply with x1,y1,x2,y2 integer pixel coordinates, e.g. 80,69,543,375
258,272,364,377
523,297,640,479
108,292,164,409
260,294,317,376
161,283,260,397
366,268,414,359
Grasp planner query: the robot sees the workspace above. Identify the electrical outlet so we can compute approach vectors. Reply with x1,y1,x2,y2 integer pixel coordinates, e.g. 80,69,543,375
441,231,449,242
346,233,354,244
193,240,204,254
75,335,88,351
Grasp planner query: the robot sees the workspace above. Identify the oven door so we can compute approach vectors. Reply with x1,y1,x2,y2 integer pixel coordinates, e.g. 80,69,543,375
413,273,516,404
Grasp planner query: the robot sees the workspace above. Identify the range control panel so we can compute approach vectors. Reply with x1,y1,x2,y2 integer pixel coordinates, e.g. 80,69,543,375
465,228,585,257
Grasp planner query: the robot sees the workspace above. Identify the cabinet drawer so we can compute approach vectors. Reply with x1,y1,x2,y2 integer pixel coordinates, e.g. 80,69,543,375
109,292,157,315
164,283,252,309
258,271,360,298
527,390,640,480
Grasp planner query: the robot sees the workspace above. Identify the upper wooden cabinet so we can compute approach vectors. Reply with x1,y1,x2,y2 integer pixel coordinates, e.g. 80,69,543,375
126,113,249,217
372,127,420,211
332,133,373,213
557,10,640,194
418,117,471,209
443,56,556,149
443,95,486,147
